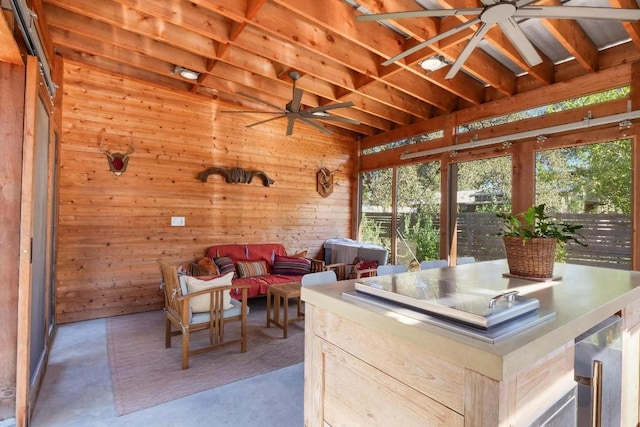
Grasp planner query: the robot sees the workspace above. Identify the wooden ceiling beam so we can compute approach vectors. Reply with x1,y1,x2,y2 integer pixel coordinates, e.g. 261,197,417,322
44,6,208,73
608,0,640,50
232,25,433,120
147,0,423,124
0,11,23,64
47,0,400,131
236,1,456,113
54,0,221,50
537,0,599,73
271,0,480,107
354,0,517,95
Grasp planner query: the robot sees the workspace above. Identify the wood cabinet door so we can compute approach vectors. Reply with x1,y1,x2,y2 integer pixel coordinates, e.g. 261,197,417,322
321,342,464,427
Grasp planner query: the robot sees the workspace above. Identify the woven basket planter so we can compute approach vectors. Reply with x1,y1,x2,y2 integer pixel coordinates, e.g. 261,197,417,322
503,236,557,278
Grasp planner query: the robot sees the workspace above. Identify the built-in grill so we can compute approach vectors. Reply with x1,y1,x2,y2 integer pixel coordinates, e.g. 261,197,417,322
343,274,555,343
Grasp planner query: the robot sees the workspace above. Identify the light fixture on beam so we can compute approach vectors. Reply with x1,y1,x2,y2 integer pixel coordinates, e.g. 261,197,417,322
419,55,450,72
619,119,632,130
400,110,640,161
171,65,200,81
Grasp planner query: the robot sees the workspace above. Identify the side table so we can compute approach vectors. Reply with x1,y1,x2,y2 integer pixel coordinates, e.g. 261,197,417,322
266,282,304,338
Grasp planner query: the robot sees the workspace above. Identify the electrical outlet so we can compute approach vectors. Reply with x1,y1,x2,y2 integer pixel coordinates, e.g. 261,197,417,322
171,216,185,227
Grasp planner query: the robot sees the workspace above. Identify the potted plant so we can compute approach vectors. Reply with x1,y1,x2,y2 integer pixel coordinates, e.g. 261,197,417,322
496,204,586,278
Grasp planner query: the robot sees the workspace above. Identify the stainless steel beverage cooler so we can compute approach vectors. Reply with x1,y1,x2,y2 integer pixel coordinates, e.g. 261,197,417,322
574,315,622,427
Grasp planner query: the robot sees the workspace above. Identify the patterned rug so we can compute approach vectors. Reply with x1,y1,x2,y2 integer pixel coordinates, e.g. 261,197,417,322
106,298,304,415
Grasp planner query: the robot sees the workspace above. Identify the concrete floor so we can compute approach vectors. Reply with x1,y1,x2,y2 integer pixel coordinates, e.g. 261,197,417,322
28,316,304,427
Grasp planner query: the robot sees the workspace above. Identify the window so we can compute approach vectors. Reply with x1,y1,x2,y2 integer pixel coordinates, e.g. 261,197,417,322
359,168,393,251
535,139,632,268
396,162,441,264
456,157,512,261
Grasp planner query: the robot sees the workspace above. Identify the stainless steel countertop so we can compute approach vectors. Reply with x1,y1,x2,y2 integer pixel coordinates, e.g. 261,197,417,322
301,260,640,380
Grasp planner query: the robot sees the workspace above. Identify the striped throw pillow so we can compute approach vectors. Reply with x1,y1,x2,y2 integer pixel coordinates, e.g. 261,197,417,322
272,254,311,275
214,256,237,278
236,260,269,278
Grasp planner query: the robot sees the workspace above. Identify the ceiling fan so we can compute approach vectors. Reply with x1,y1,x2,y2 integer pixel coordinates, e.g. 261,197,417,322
222,71,360,136
357,0,640,79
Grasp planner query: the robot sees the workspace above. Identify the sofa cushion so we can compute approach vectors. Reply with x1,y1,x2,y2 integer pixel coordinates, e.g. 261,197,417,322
246,243,287,266
214,256,237,277
207,244,248,261
185,272,234,313
236,260,269,278
272,254,311,275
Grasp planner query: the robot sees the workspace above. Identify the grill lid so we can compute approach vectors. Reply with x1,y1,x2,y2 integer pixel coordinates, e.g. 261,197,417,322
354,275,540,329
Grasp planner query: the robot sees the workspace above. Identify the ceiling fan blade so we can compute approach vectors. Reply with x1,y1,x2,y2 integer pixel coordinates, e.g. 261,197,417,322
515,6,640,21
308,116,361,125
299,117,333,135
304,101,355,114
286,117,296,136
289,87,303,113
498,18,543,67
246,115,286,128
237,92,287,112
382,18,481,66
445,22,491,79
356,8,484,22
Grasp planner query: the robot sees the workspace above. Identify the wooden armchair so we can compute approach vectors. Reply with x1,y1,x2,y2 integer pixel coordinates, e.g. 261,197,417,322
158,260,248,370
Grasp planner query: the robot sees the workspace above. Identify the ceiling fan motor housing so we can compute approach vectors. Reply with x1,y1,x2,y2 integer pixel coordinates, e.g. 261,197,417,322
481,3,517,23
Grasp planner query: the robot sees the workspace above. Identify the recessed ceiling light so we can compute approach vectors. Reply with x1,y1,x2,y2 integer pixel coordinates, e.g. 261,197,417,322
171,65,200,81
419,55,449,72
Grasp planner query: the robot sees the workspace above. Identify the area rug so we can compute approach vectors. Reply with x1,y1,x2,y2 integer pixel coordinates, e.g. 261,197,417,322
106,298,304,415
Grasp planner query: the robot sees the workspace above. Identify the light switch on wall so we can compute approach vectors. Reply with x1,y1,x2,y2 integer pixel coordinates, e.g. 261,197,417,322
171,216,185,226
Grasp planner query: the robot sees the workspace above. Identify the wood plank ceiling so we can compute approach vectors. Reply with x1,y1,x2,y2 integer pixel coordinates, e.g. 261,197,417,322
39,0,640,140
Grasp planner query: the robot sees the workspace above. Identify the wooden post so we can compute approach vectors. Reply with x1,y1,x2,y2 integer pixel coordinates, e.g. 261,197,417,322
15,56,39,427
0,59,25,423
631,61,640,271
511,141,535,215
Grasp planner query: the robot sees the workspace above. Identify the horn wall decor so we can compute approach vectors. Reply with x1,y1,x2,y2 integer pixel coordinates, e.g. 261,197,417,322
198,166,275,187
99,134,135,176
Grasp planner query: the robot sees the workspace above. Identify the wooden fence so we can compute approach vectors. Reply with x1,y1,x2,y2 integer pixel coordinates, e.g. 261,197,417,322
365,212,632,269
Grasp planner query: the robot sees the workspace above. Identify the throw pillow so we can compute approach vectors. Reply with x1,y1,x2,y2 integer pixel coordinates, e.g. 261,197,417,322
197,257,219,275
185,272,234,313
288,250,308,258
236,260,269,278
272,254,311,275
214,256,236,277
348,256,378,279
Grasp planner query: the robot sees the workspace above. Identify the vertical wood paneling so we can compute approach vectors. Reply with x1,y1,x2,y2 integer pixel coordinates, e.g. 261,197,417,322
56,62,357,323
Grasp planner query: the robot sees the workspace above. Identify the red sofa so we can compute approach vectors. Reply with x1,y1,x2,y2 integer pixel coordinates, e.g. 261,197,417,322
190,243,323,299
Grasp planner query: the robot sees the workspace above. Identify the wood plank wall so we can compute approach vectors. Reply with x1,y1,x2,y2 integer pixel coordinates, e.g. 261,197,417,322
56,62,357,323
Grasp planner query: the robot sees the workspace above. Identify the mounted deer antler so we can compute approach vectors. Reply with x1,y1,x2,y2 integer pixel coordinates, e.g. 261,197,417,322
99,134,135,176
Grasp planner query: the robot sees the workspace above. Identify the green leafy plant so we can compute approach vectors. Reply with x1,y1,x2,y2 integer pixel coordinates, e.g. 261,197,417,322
496,204,587,246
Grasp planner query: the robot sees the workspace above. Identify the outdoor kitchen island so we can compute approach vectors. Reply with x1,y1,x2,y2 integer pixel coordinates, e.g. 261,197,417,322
301,260,640,426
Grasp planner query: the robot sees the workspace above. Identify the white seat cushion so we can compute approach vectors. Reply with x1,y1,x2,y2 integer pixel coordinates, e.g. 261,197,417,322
191,299,247,325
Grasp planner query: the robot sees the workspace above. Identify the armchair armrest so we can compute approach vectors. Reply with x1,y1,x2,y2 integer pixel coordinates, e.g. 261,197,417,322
324,262,348,280
355,267,377,278
309,258,325,273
